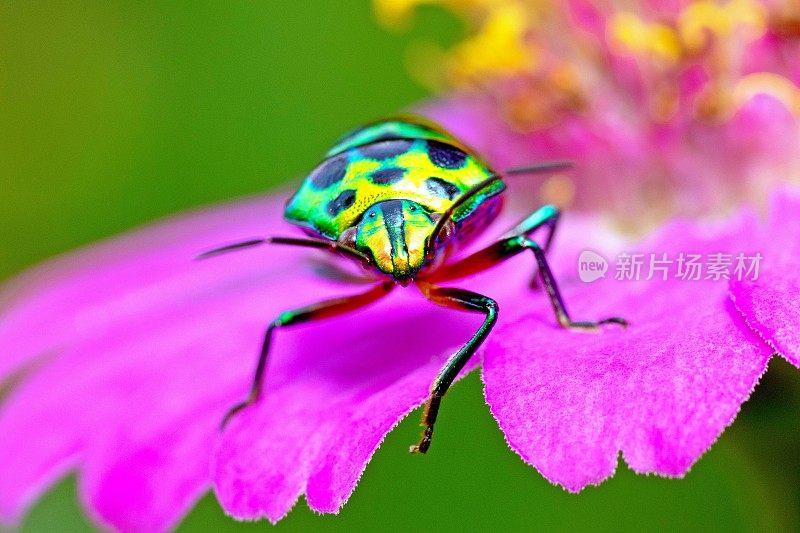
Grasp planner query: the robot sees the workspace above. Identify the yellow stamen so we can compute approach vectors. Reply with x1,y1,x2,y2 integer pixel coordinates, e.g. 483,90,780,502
374,0,518,27
373,0,422,26
375,0,799,129
678,0,767,51
733,72,800,116
609,12,682,64
447,4,536,83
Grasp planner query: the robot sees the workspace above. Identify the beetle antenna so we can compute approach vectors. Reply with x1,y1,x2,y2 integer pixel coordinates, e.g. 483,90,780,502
196,236,371,265
195,238,267,260
426,175,504,255
268,236,372,264
504,160,573,176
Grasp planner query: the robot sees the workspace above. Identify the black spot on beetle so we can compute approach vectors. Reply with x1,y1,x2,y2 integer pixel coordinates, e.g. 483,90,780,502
358,139,413,160
310,155,348,189
425,176,461,199
327,189,356,217
370,166,407,185
427,140,468,169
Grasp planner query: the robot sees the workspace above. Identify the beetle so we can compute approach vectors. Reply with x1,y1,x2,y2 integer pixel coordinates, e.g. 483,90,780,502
199,115,626,453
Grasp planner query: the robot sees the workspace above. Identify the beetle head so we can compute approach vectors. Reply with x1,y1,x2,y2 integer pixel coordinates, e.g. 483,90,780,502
339,199,443,284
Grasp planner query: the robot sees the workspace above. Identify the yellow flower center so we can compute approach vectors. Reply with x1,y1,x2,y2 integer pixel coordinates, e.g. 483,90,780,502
375,0,800,127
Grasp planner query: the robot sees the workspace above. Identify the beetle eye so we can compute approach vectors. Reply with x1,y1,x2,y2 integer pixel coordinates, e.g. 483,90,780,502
438,219,455,242
338,226,358,248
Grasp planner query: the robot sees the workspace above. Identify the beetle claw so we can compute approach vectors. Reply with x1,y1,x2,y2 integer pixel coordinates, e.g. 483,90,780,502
410,425,434,454
562,316,628,331
220,392,259,430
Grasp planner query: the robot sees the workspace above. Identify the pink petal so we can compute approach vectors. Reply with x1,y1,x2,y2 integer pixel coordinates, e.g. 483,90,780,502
209,208,632,522
0,192,406,529
2,167,789,529
483,211,773,492
730,187,800,367
211,292,483,522
0,256,282,529
0,189,529,528
0,194,288,382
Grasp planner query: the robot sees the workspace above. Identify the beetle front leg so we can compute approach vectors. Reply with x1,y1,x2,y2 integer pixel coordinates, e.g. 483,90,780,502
411,283,498,453
220,281,394,429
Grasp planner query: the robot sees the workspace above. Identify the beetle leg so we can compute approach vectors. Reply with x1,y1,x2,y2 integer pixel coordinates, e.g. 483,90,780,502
427,236,626,330
426,205,560,284
500,204,560,287
411,283,498,454
501,204,560,247
220,281,394,429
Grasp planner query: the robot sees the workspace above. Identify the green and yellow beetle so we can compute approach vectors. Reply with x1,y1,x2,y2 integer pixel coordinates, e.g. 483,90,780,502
200,116,626,453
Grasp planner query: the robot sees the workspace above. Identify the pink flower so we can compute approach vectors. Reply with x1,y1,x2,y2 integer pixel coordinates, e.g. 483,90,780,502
3,1,800,530
1,180,798,530
381,0,800,224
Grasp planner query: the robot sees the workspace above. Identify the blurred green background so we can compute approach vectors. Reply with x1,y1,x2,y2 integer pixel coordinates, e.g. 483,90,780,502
2,2,799,532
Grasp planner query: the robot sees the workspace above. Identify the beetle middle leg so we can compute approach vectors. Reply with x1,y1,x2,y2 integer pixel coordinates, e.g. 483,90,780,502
410,282,498,454
426,235,626,330
221,281,394,429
